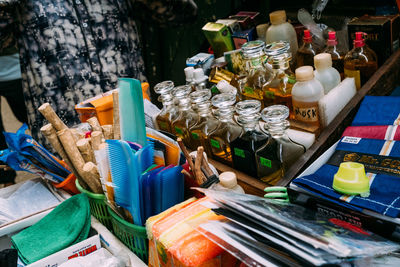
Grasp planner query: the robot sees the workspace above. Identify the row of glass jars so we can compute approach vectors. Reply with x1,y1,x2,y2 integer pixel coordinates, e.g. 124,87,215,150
154,81,305,185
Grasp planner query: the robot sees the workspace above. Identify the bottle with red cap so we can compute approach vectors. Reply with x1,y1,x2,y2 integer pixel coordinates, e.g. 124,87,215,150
295,29,320,69
323,31,345,79
344,32,378,90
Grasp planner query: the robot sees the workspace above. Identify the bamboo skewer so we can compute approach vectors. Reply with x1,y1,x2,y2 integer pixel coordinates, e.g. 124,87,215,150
177,138,195,172
112,91,121,140
38,103,67,131
76,138,95,163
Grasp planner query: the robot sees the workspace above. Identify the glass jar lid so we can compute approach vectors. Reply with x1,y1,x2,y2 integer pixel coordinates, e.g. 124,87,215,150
190,89,212,104
154,80,174,95
235,100,261,116
265,41,290,57
172,85,192,99
211,93,236,109
261,105,289,123
241,40,266,59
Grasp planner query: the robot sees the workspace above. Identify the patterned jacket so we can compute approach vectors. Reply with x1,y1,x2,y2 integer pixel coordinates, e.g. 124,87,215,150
0,0,197,146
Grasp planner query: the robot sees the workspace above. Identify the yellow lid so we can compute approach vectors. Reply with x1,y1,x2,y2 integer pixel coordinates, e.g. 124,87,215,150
314,53,332,70
269,10,287,25
332,162,370,196
295,66,314,82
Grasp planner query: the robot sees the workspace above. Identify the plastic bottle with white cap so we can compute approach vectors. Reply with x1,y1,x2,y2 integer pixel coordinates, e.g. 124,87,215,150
212,171,245,193
291,66,324,135
314,53,341,94
184,67,196,89
193,68,208,90
266,10,298,56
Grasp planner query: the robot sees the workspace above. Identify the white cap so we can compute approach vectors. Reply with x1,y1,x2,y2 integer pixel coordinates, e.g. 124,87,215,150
193,68,208,83
184,67,194,82
216,80,237,95
219,171,238,189
256,23,269,38
295,66,314,82
314,53,332,70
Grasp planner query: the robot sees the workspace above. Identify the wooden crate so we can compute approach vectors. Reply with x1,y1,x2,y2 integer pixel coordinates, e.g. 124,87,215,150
211,49,400,197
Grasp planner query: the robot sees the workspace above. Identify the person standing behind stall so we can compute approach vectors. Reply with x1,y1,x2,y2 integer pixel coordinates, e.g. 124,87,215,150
0,0,197,147
0,6,28,186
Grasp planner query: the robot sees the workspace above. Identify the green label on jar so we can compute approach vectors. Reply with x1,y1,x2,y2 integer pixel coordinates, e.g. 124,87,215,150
211,86,220,94
288,75,296,84
210,139,220,149
260,157,272,168
244,86,254,95
264,90,275,99
174,126,183,135
234,148,246,158
191,132,199,140
159,121,168,130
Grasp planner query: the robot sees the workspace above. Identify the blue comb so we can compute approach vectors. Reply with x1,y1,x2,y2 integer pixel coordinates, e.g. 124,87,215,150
106,139,142,225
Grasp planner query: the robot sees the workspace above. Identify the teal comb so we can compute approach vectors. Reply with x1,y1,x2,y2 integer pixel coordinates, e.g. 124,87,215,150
118,78,147,146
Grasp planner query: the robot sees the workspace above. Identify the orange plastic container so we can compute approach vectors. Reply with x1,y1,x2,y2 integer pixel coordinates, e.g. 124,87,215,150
52,173,80,195
75,82,150,125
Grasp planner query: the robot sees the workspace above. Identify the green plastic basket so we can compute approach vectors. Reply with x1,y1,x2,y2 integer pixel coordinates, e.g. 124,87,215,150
107,206,148,263
75,180,112,230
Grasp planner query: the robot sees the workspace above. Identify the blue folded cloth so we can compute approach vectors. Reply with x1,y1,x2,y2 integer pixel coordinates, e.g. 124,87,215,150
291,137,400,217
352,96,400,126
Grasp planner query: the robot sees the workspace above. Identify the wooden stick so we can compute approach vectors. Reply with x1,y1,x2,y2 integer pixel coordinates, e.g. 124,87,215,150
87,116,102,132
181,169,194,180
177,138,195,172
101,124,113,140
195,146,207,185
57,129,95,191
112,91,121,140
82,162,103,194
201,156,214,177
76,138,95,164
91,131,102,151
70,128,85,143
40,124,81,178
38,103,67,131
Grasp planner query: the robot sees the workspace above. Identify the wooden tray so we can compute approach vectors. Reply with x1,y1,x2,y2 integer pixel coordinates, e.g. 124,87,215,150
211,49,400,197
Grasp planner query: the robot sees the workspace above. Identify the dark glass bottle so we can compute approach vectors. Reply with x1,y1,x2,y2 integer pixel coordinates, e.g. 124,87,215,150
208,93,242,167
255,105,305,184
230,100,269,177
295,29,320,69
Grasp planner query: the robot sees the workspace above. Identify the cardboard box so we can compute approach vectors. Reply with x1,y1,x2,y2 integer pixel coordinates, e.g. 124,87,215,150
27,235,101,267
228,15,252,30
202,23,234,58
348,15,400,65
232,28,256,49
235,11,261,27
215,19,241,34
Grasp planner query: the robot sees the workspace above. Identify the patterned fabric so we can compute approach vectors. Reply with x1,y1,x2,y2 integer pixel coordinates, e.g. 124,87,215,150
0,0,197,147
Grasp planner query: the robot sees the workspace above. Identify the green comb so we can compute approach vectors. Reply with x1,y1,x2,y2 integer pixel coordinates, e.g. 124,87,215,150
264,186,289,203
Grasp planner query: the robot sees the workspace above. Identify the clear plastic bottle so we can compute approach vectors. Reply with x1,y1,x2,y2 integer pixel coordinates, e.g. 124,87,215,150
154,81,179,133
211,171,245,193
189,89,220,156
239,40,274,106
184,66,196,90
193,68,208,91
314,53,341,94
266,10,298,56
295,29,320,69
208,93,243,167
255,105,305,184
171,85,199,149
230,100,269,177
344,32,378,90
291,66,324,135
264,42,296,117
323,31,345,79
